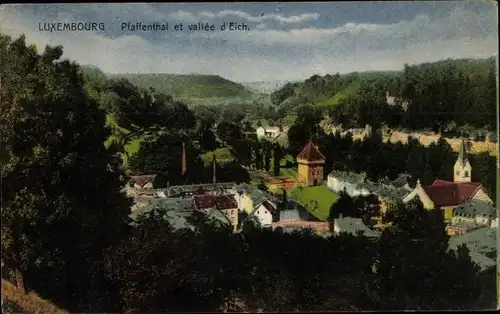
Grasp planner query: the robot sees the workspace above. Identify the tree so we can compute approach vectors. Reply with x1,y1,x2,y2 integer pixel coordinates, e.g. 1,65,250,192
327,191,355,231
128,133,205,186
263,142,272,172
374,198,482,310
273,145,282,176
1,34,131,310
354,194,381,227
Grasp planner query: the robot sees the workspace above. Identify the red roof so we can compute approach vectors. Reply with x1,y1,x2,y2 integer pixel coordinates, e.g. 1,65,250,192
297,140,325,162
213,195,238,210
422,179,482,207
130,175,156,187
194,186,208,195
193,194,216,209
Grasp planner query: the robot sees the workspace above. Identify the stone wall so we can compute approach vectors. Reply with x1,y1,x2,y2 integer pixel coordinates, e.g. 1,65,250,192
321,121,497,156
388,131,497,155
271,220,329,232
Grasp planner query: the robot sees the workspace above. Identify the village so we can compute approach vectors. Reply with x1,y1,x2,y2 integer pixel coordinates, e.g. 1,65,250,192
127,122,497,270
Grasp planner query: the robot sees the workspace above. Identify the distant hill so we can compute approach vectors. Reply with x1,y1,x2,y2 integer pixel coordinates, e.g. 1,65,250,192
109,73,256,99
270,71,400,110
241,80,296,94
271,57,495,110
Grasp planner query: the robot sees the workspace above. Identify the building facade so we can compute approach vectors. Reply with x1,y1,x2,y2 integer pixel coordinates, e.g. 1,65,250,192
327,171,366,196
296,140,326,186
403,139,493,221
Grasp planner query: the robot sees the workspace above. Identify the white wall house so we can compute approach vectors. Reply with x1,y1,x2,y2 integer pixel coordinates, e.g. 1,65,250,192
252,200,279,227
327,171,366,197
451,200,496,227
256,126,281,139
256,127,266,138
490,217,499,228
253,202,274,227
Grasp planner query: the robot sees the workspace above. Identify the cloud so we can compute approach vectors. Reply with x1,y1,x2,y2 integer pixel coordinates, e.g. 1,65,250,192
0,4,497,82
168,10,321,25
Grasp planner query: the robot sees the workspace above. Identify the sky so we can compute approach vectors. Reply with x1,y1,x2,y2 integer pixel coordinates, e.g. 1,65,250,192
0,2,497,82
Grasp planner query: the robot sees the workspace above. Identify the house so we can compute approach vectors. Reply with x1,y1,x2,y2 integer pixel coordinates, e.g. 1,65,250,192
270,200,329,232
451,199,496,227
232,183,268,214
446,221,481,236
448,227,496,270
214,194,239,232
382,173,413,191
403,139,493,220
129,197,195,230
327,171,366,197
252,200,279,227
386,91,396,106
332,217,381,238
386,91,409,110
193,194,217,212
256,126,281,139
490,217,499,228
328,171,410,216
129,174,156,189
296,140,326,186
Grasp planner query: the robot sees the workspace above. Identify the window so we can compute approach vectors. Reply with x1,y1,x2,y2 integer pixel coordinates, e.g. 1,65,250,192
464,171,469,177
456,171,459,175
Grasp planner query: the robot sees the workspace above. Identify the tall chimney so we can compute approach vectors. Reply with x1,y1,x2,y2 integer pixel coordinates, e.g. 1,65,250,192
212,154,217,190
181,141,187,180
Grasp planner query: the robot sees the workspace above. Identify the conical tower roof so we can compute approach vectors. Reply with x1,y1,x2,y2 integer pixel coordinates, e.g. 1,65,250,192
297,140,325,162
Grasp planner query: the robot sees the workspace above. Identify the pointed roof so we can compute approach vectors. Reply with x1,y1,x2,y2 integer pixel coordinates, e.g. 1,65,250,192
457,138,468,166
130,174,156,187
297,140,325,162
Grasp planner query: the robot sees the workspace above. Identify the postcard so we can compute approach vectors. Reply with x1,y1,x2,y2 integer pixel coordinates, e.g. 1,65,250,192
0,2,498,313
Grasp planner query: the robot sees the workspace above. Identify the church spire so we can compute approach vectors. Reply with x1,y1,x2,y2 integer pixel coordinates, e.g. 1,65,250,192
454,138,472,183
457,138,468,166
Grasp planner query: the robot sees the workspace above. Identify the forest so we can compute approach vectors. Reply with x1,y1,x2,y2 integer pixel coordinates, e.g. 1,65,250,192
271,57,497,132
1,33,497,313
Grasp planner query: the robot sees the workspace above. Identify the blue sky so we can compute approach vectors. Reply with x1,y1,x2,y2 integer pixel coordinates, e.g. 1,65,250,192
0,2,497,82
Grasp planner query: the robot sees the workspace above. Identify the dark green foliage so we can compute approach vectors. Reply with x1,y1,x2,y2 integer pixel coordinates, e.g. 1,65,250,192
375,199,487,310
272,58,496,131
287,104,325,154
273,144,283,176
128,133,205,186
2,33,496,313
1,34,132,311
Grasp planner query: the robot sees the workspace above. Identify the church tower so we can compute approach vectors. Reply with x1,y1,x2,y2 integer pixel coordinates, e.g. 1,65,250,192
453,138,472,183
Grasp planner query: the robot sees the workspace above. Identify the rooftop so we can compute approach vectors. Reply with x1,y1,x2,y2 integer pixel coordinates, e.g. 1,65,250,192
297,140,325,162
279,203,318,222
194,194,217,209
423,179,482,207
329,170,366,185
334,217,381,238
129,174,156,187
214,194,238,210
447,221,481,231
453,199,495,218
448,227,496,270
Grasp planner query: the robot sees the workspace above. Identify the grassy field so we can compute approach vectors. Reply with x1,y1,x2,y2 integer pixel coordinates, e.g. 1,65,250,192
201,147,235,165
103,114,144,157
290,185,339,221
